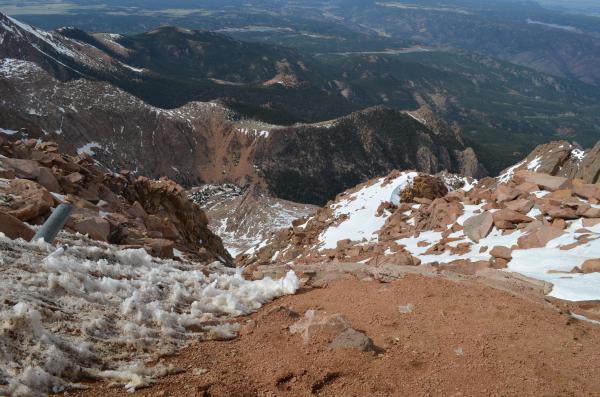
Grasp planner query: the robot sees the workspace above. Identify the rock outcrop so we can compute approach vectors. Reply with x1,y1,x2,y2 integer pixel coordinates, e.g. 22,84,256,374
498,140,600,184
0,135,231,263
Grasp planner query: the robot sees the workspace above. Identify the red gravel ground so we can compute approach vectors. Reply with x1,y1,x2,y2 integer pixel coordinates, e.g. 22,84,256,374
70,273,600,397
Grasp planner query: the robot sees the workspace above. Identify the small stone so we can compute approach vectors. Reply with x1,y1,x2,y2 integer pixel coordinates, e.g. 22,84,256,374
329,328,376,353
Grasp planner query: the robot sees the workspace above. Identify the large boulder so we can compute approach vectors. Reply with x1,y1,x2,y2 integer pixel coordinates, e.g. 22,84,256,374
36,167,61,193
2,179,55,222
463,211,494,243
67,211,111,242
494,184,520,202
513,171,570,192
492,209,533,229
504,198,534,214
0,158,41,179
576,141,600,184
517,225,564,249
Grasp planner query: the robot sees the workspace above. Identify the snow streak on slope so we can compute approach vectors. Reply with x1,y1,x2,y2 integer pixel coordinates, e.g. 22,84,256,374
320,172,418,249
0,233,298,396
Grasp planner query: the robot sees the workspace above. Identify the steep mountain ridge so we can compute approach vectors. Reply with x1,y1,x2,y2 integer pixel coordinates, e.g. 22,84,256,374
0,50,483,205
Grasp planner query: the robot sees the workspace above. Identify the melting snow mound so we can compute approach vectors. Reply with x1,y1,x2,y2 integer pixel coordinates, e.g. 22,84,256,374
0,233,298,396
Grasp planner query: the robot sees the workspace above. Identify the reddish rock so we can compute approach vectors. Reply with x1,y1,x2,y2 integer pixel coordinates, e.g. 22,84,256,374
36,167,61,193
0,158,41,179
572,181,600,201
4,179,55,221
463,211,494,243
581,207,600,219
582,218,600,228
127,201,148,219
329,328,375,353
418,198,463,231
513,171,570,192
492,209,533,229
494,184,520,202
438,260,491,275
540,204,578,220
145,215,181,240
581,259,600,274
0,211,35,240
491,258,509,269
517,225,564,249
514,182,539,194
547,189,573,200
65,172,85,185
490,246,512,260
144,238,175,259
0,166,15,179
78,183,100,203
69,215,111,242
551,219,567,230
370,251,420,267
504,198,534,214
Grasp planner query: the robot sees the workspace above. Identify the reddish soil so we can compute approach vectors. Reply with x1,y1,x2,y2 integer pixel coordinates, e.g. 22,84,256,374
70,274,600,397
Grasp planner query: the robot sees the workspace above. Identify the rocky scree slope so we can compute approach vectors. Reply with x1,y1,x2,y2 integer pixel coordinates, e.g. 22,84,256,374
242,141,600,302
0,134,231,263
190,184,318,257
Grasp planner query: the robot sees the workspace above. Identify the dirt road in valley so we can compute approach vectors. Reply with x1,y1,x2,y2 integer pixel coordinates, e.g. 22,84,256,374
70,272,600,397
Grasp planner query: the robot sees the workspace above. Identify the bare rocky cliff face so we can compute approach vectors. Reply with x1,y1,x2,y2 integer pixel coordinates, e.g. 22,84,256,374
252,107,486,204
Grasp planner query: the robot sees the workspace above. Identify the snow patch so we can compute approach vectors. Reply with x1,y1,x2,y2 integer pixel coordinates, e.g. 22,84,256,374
0,127,18,135
76,142,102,156
319,172,418,249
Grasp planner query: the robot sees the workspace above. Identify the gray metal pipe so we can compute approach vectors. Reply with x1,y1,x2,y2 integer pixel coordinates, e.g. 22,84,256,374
32,203,73,244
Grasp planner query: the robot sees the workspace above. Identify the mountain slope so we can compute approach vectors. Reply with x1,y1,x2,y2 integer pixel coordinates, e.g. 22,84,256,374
0,55,481,205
